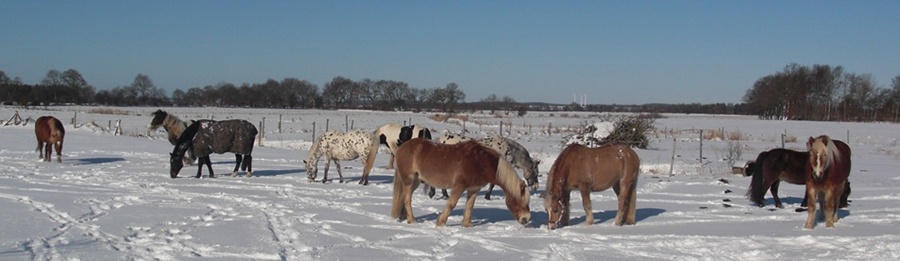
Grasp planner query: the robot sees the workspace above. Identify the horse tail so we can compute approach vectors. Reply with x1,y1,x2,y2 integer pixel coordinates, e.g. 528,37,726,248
746,151,768,205
390,157,408,219
364,129,381,175
622,146,640,225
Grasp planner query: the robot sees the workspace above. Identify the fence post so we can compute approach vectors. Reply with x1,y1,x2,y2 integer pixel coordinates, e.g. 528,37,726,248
669,138,676,176
699,130,703,165
345,115,349,132
326,119,329,132
278,114,282,134
258,120,265,147
312,122,316,141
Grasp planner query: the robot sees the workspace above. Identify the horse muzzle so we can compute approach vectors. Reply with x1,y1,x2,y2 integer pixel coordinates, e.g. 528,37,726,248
518,214,531,225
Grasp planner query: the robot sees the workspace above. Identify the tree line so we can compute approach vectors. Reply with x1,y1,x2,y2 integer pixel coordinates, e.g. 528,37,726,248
743,63,900,121
3,66,899,121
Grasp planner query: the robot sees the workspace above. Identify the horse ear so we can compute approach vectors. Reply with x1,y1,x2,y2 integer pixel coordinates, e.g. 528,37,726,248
808,137,815,147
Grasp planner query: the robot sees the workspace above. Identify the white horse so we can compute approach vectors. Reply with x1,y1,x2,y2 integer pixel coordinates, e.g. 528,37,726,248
304,129,378,185
434,133,540,199
373,123,431,169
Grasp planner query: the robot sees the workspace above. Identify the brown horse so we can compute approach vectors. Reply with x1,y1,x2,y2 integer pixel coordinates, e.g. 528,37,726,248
804,135,851,229
745,148,851,209
544,143,639,230
390,139,531,227
34,116,65,162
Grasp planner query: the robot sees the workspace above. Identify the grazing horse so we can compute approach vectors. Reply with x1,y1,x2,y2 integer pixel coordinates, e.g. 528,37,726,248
373,123,431,170
304,129,377,184
170,120,258,178
544,143,640,230
745,149,851,209
390,139,531,227
149,109,195,164
804,135,851,229
434,133,540,200
34,116,65,162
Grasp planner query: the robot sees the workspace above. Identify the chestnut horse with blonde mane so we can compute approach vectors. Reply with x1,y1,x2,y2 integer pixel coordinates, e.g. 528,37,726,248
391,139,531,227
804,135,851,229
35,116,65,162
544,143,639,230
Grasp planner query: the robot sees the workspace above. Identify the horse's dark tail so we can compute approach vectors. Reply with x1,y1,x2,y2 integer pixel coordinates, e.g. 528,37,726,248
746,151,768,207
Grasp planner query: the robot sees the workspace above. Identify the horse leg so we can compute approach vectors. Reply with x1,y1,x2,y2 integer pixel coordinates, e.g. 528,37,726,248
334,160,344,183
801,186,809,207
244,155,253,177
581,188,594,226
839,182,851,208
771,180,784,208
826,183,844,227
484,184,495,200
403,176,419,224
322,159,331,183
436,187,466,227
195,157,205,178
206,157,215,178
231,154,242,177
442,189,449,199
804,185,817,229
561,190,571,227
54,141,63,163
43,143,51,162
461,188,481,227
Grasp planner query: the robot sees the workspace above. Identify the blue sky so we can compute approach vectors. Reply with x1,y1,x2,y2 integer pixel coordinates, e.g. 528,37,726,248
2,1,898,104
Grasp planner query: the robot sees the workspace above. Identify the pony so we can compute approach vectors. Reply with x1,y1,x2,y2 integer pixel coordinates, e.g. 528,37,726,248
372,123,431,170
390,139,531,227
170,119,258,178
434,133,540,200
745,149,851,209
304,129,377,185
34,116,65,162
544,143,640,230
149,109,195,164
804,135,851,229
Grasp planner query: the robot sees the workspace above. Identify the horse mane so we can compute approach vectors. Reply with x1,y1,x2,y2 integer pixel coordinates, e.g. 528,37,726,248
495,155,527,201
173,120,201,155
812,135,840,169
306,131,328,164
163,113,188,136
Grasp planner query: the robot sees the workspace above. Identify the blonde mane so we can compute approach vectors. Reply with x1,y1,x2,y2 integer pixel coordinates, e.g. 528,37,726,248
495,156,528,201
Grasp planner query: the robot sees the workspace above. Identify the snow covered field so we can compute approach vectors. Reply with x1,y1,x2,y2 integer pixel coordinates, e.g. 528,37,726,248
1,106,899,260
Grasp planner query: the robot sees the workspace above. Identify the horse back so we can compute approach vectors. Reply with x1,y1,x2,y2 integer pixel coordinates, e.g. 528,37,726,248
397,139,498,189
551,144,637,192
763,148,807,184
197,120,257,155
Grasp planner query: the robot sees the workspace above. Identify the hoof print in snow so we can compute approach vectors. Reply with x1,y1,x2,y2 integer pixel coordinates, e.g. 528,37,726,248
724,189,733,194
795,208,807,212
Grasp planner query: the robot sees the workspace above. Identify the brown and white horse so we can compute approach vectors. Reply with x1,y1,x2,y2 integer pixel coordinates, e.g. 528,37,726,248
35,116,65,162
390,139,531,227
544,143,639,229
804,135,851,229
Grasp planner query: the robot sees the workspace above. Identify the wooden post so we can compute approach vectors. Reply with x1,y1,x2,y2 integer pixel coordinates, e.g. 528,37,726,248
345,115,349,132
114,120,122,136
258,120,265,147
312,122,316,141
699,130,703,165
278,114,282,134
669,138,676,176
326,119,329,132
351,120,354,130
72,111,77,128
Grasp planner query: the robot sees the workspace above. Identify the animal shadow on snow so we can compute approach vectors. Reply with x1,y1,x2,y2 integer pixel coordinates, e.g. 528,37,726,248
330,174,394,184
253,169,304,177
73,157,126,165
415,207,518,227
569,208,666,226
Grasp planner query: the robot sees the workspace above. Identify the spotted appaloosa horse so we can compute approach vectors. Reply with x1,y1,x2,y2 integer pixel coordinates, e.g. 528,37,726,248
434,133,539,200
170,119,258,178
35,116,65,162
390,139,531,227
544,143,640,230
304,129,378,185
371,123,431,170
804,135,851,229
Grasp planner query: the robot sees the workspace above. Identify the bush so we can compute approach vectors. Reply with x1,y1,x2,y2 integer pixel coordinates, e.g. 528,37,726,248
600,115,655,149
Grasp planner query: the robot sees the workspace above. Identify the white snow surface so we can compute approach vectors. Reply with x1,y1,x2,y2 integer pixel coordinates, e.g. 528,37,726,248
1,106,899,260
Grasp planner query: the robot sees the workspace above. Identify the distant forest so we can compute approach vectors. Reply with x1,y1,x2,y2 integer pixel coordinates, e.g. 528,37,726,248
1,64,898,122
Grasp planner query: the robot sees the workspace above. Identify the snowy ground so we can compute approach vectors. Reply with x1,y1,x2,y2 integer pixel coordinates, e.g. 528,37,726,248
1,106,899,260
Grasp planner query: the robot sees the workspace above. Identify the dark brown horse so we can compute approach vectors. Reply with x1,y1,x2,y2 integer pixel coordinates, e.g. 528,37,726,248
544,143,639,230
804,135,851,229
170,119,258,178
34,116,65,162
390,139,531,227
745,148,851,209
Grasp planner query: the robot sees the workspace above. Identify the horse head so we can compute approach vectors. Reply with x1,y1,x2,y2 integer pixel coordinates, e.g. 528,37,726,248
807,136,833,181
504,182,531,225
169,151,185,178
303,159,318,181
149,109,168,130
544,192,566,230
